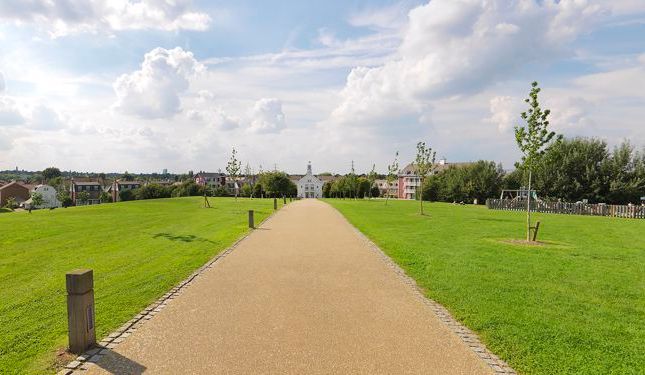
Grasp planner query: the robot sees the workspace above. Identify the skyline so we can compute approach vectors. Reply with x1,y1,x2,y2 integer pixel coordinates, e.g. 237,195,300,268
1,0,644,174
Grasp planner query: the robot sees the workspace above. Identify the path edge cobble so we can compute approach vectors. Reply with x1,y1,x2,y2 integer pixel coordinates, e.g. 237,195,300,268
329,205,517,375
57,207,281,375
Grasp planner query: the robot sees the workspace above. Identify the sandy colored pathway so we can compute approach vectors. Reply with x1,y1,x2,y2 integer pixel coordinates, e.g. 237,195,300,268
87,199,492,374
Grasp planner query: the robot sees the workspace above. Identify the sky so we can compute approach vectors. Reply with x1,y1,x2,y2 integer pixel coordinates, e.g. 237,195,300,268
0,0,644,175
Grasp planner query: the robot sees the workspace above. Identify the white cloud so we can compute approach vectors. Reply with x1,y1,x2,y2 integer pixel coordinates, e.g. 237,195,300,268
248,98,286,133
0,0,211,37
348,1,414,30
0,97,25,126
487,96,520,133
113,47,203,119
29,104,66,131
213,109,239,131
331,0,606,128
0,72,5,93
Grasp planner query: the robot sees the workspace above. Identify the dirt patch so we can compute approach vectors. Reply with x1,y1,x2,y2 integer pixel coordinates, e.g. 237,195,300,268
500,239,547,246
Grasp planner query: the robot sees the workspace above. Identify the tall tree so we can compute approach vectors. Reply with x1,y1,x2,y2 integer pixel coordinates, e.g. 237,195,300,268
367,164,377,199
415,141,436,215
514,81,560,241
226,148,242,201
42,167,61,181
385,151,399,205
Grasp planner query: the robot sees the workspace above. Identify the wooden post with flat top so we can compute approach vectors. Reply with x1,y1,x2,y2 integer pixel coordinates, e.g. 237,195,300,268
66,269,96,354
248,210,254,229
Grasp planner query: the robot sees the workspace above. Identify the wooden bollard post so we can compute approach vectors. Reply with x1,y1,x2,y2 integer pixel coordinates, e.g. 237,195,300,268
532,221,541,242
273,198,277,210
66,269,96,354
248,210,254,228
283,196,286,205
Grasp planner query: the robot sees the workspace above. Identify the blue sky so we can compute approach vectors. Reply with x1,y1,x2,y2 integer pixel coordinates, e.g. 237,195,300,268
0,0,644,174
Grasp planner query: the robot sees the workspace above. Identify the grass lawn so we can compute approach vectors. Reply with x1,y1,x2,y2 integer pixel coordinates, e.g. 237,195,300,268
325,199,644,375
0,197,277,374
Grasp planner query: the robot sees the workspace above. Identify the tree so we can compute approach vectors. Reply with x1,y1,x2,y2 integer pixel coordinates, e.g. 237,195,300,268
514,81,560,241
29,192,45,213
385,151,399,205
347,161,358,199
99,191,112,203
244,163,254,198
367,164,377,199
121,171,134,181
258,171,292,197
415,141,436,215
119,189,135,201
57,190,72,208
77,191,90,205
240,184,253,197
4,196,17,210
226,148,242,200
42,167,61,181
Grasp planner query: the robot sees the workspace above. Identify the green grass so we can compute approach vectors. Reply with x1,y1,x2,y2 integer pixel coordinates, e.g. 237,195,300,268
0,197,276,374
325,199,644,375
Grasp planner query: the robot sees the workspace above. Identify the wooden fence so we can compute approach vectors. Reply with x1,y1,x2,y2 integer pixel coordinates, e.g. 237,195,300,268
486,198,645,219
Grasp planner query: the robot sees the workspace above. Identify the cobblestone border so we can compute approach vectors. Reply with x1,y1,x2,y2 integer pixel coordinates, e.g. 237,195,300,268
334,209,517,375
58,208,280,375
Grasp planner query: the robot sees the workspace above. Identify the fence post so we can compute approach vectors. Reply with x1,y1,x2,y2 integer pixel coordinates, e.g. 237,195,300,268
283,196,286,205
66,269,96,354
273,198,277,210
248,210,254,229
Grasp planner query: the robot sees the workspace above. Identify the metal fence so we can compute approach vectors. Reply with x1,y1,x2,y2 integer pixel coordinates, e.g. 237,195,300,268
486,198,645,219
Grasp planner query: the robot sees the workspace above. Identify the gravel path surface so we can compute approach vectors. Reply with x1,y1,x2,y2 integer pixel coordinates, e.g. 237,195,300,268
86,199,492,374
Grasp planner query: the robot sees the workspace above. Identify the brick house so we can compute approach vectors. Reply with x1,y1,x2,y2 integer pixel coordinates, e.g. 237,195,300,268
70,181,102,206
0,181,30,207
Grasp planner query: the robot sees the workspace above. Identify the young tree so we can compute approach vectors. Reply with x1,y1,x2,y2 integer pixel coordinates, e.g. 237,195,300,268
244,163,254,198
77,191,90,205
515,81,560,241
29,192,43,212
4,196,17,210
415,141,436,215
367,164,377,199
226,148,242,201
385,151,399,205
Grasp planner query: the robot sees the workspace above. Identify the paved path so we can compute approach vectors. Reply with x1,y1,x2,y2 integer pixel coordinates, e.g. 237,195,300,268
87,199,492,374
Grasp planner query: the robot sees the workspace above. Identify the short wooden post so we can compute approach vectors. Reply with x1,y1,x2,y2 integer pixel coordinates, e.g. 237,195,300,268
273,198,277,210
531,221,541,242
248,210,254,228
283,196,286,205
66,269,96,354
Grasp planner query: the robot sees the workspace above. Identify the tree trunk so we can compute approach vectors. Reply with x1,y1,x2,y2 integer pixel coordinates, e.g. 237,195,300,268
526,170,532,241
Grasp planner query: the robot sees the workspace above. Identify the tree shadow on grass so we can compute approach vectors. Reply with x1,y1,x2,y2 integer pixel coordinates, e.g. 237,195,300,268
152,233,215,244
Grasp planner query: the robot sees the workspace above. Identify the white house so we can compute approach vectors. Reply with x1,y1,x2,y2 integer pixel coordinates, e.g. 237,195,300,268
24,184,61,209
297,162,323,198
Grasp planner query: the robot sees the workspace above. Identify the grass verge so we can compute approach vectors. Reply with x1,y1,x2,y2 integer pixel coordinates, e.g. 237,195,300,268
325,199,644,374
0,197,276,374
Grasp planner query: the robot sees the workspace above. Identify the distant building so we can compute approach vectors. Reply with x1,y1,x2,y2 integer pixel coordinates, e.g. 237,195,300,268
375,179,398,198
297,162,324,198
70,180,102,205
398,158,472,199
194,172,226,188
24,184,61,209
162,168,168,175
0,181,30,207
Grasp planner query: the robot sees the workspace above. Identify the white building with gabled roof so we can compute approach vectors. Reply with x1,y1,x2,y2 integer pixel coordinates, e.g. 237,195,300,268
297,162,323,198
